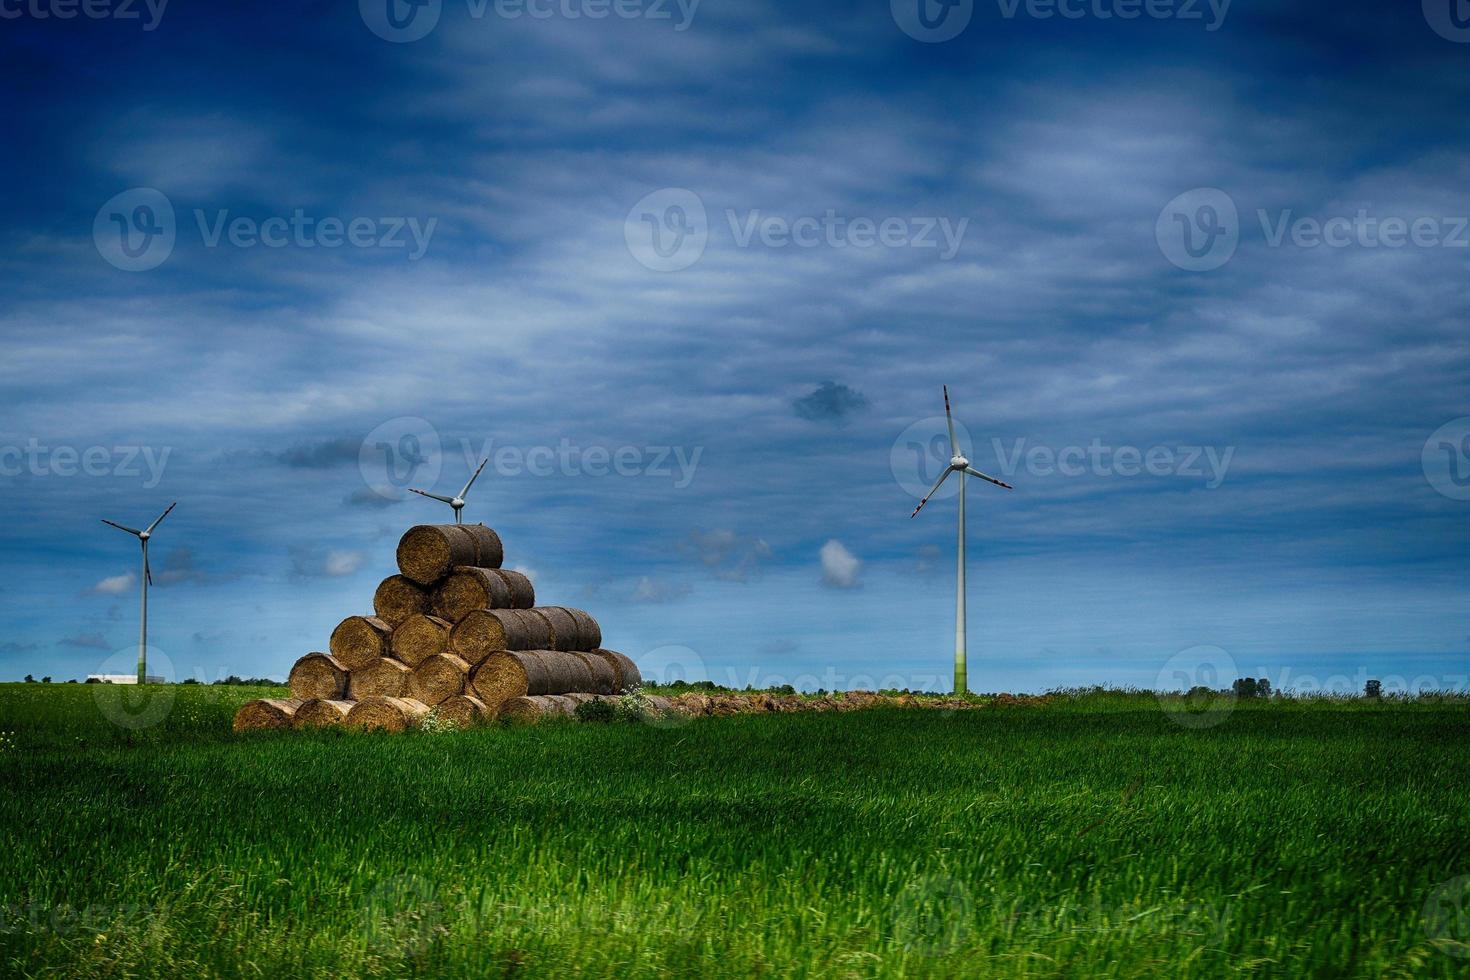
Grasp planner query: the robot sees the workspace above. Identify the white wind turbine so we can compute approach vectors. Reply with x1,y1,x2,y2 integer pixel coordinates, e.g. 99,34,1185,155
101,501,177,685
409,457,488,524
909,386,1013,694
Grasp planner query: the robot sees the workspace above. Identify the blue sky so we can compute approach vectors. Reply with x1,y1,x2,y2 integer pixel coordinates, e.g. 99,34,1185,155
1,0,1466,692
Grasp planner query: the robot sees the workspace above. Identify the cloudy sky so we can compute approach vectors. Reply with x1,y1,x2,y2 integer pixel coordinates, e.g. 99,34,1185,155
1,0,1466,692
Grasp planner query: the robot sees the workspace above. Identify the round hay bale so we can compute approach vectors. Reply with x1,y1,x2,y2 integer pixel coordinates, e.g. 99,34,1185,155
288,653,348,700
571,651,616,694
558,607,602,650
537,650,595,693
471,650,552,711
348,657,411,699
435,694,489,728
232,698,302,732
396,524,503,585
373,575,431,627
500,694,577,725
432,567,535,621
531,607,579,652
329,616,392,671
346,696,429,732
591,649,643,692
292,699,353,728
391,614,453,667
451,608,553,664
408,653,471,706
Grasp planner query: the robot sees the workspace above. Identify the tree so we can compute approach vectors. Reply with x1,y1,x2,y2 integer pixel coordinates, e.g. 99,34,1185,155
1256,678,1272,698
40,676,51,684
23,674,34,683
1365,679,1382,699
1232,677,1259,698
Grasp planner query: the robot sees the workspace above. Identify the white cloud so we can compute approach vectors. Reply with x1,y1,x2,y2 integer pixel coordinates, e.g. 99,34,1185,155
89,572,136,596
323,550,366,577
820,539,861,589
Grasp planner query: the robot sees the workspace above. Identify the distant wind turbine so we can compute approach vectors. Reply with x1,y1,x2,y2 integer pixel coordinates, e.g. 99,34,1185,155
409,458,488,524
909,386,1013,694
101,501,177,685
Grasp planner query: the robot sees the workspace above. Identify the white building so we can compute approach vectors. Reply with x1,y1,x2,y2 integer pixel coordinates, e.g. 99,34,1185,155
86,674,167,685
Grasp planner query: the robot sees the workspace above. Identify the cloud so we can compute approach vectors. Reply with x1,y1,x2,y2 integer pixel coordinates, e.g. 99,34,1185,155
275,437,363,469
87,572,136,596
60,633,110,650
630,576,693,603
679,529,771,582
289,546,367,579
820,539,861,589
0,641,41,654
152,547,210,587
345,487,402,509
793,381,869,424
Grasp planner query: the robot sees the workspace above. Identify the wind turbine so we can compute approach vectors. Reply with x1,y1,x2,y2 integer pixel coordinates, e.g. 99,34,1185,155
909,386,1013,694
101,501,176,685
409,458,488,524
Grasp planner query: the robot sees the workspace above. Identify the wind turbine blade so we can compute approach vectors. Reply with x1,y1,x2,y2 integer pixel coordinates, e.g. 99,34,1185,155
459,457,489,499
101,519,142,536
942,385,958,456
144,501,177,535
909,467,956,518
144,553,153,586
409,488,456,505
965,466,1014,490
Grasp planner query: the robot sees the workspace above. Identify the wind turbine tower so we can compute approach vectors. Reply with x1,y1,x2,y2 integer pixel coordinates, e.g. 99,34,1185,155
909,387,1013,694
101,502,177,685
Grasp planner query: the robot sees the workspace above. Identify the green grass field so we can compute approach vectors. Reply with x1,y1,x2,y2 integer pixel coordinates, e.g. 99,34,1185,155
2,683,1469,977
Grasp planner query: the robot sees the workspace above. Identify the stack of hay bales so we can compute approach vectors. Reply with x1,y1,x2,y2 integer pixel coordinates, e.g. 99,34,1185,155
233,523,642,732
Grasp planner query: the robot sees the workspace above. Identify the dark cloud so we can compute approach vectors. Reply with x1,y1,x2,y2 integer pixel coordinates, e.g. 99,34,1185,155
794,381,869,425
345,487,403,509
678,529,771,582
274,438,363,469
152,547,210,587
288,545,367,580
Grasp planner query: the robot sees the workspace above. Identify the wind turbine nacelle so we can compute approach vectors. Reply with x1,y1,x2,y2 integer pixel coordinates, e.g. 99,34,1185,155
950,455,969,469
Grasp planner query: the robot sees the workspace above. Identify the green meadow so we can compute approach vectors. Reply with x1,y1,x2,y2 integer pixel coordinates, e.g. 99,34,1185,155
1,683,1468,977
